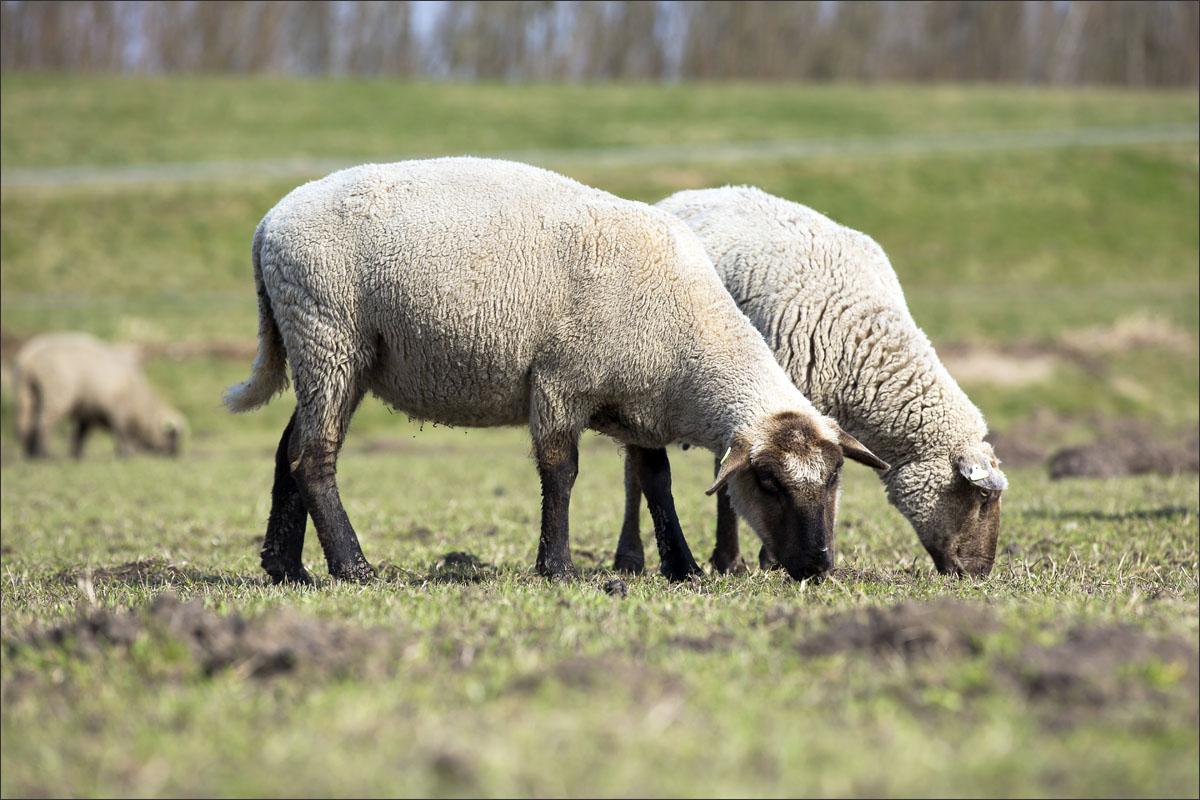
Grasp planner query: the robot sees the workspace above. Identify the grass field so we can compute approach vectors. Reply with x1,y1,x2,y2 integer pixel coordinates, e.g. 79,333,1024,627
1,77,1198,798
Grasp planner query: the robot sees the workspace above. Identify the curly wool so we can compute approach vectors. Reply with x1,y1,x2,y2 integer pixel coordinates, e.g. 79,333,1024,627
225,158,821,460
656,186,1008,574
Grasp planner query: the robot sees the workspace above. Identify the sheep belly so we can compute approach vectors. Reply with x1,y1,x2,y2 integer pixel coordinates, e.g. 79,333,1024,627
364,329,534,428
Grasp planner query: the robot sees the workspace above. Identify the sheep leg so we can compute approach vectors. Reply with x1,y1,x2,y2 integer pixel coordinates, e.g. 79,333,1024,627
17,377,48,458
635,446,702,582
288,388,375,583
759,545,783,571
70,418,92,459
612,451,646,574
710,479,749,575
534,435,580,581
260,410,312,585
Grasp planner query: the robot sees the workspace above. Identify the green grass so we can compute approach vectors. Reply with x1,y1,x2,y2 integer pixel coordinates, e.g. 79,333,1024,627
3,76,1197,168
1,76,1198,797
2,440,1197,797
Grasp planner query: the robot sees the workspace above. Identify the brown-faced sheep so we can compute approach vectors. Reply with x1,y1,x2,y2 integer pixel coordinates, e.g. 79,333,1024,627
616,187,1008,578
224,158,887,585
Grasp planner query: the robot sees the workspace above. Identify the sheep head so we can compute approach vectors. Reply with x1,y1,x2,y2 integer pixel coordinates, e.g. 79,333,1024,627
709,411,888,581
133,407,188,456
887,443,1008,577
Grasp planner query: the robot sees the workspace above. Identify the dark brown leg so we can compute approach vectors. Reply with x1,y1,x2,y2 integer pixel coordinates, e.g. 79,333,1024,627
70,418,91,459
261,410,313,584
535,435,579,581
759,545,782,571
612,450,646,574
710,477,748,575
636,446,702,582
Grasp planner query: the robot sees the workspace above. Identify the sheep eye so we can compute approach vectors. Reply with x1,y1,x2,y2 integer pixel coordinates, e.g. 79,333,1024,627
979,489,992,503
826,465,842,489
756,472,781,496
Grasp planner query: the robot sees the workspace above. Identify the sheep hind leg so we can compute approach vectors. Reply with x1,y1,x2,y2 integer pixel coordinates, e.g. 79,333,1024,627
635,446,702,583
260,409,313,585
534,434,580,582
288,386,375,583
612,451,646,574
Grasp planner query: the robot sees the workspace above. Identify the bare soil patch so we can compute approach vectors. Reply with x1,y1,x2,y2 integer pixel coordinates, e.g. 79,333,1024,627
1047,425,1199,479
7,591,395,681
795,599,1198,716
988,411,1199,476
797,599,998,660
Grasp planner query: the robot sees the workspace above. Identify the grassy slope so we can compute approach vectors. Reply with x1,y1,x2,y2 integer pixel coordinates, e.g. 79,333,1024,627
1,77,1198,797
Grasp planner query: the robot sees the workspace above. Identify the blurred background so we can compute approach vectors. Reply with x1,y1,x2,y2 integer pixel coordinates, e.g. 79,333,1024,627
1,0,1197,475
3,0,1198,84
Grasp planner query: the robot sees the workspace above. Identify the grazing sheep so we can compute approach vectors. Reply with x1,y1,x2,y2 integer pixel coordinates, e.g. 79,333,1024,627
616,186,1007,578
13,332,186,459
224,158,887,585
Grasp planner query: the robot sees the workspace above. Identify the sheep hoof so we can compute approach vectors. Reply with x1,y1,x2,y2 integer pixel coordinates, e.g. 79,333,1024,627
331,558,377,583
262,557,314,586
612,552,645,575
660,560,704,584
709,552,748,576
538,563,579,583
277,570,314,586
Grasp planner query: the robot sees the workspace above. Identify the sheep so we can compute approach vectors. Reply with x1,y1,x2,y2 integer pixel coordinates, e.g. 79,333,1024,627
13,332,186,459
223,157,888,585
615,186,1008,578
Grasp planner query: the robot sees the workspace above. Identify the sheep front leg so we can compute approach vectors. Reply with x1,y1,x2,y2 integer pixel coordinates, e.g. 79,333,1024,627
261,410,313,585
634,446,702,582
535,435,580,581
710,478,748,575
612,452,646,574
70,418,92,459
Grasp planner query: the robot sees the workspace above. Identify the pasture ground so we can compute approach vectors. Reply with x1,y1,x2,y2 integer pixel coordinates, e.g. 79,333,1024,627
1,78,1197,797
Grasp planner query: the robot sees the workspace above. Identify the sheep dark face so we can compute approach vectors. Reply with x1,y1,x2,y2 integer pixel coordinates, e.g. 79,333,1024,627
709,412,888,581
887,445,1007,577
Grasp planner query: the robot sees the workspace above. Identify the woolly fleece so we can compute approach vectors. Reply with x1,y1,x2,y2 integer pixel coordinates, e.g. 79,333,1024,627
655,186,1008,575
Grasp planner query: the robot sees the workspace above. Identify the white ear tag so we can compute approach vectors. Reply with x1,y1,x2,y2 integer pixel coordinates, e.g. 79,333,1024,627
720,447,731,465
969,464,988,482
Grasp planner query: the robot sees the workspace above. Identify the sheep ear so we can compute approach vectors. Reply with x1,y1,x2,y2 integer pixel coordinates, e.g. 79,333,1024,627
706,441,751,496
956,451,1008,490
839,429,889,471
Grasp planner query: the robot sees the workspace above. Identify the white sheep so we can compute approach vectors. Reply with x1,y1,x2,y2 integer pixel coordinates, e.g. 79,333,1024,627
616,186,1007,577
13,332,186,458
224,158,887,584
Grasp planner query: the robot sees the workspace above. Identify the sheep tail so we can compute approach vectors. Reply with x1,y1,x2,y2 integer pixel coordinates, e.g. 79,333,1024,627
223,224,289,413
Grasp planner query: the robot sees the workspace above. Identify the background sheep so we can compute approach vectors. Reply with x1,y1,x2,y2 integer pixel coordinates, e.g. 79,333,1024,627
224,158,887,585
616,186,1007,577
13,332,186,459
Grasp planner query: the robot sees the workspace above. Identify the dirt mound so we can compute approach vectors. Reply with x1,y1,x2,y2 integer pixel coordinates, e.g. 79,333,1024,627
1019,623,1198,705
11,592,391,680
796,600,1198,718
798,599,998,660
987,412,1200,476
1048,425,1199,479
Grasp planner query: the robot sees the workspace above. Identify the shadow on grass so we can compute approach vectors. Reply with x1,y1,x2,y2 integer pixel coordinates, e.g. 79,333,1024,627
1019,505,1194,522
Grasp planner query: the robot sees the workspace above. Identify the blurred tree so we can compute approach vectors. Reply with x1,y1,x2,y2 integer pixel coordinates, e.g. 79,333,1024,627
1,0,1196,86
